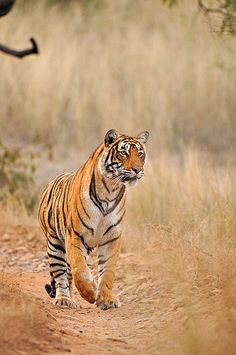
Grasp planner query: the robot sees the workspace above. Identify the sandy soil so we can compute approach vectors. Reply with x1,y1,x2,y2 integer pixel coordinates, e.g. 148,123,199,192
0,224,160,355
2,223,235,355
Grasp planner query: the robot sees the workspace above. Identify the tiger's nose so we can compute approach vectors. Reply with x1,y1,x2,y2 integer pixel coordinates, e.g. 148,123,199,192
132,167,142,174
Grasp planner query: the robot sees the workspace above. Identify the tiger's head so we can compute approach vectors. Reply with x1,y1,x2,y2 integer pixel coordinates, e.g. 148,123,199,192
100,129,149,186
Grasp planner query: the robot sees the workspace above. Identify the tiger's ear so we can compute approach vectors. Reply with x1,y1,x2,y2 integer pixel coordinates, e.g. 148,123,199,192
104,129,119,147
137,131,149,144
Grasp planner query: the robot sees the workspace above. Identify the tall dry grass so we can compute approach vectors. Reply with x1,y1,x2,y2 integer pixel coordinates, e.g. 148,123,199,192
1,1,236,354
125,150,236,354
0,0,236,153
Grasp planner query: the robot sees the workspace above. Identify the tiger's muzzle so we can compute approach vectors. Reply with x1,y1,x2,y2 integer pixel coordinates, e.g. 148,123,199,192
121,169,144,184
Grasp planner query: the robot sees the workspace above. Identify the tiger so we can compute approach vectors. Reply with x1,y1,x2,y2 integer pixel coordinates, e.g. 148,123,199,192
38,129,149,310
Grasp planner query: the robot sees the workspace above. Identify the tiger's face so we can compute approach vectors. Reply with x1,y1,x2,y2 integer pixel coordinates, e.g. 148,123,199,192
100,129,149,186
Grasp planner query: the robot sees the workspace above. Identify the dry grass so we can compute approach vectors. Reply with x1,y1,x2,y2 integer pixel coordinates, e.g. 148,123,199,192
0,274,60,355
0,0,236,354
0,0,236,152
127,149,236,242
124,150,236,354
0,200,33,236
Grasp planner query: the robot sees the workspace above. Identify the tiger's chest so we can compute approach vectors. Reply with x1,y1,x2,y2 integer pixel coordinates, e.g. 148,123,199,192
70,179,126,250
82,204,124,249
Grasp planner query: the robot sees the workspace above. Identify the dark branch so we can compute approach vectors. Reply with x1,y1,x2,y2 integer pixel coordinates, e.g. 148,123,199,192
0,37,39,59
0,0,15,17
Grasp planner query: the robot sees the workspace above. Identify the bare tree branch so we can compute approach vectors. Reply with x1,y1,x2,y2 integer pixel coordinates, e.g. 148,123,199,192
0,37,39,58
0,0,39,58
0,0,15,17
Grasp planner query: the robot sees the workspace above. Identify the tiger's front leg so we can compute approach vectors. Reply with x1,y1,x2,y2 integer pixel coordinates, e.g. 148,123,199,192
96,231,121,310
66,232,96,304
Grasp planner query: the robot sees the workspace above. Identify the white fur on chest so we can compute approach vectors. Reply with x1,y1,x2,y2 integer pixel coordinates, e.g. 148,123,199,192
84,209,121,249
79,178,125,250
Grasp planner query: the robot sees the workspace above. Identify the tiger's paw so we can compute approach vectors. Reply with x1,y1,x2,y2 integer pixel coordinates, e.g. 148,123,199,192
78,281,96,304
74,273,96,304
53,296,77,309
96,295,121,310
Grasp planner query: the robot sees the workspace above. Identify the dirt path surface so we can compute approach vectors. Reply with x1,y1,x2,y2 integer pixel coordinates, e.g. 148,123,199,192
0,225,160,355
2,224,234,355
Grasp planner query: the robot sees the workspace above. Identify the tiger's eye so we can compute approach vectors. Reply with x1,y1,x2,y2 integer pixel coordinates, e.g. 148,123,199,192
119,150,127,157
138,151,144,158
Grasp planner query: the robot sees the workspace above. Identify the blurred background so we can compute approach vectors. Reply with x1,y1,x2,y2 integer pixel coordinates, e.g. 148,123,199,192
1,0,236,230
0,1,236,353
1,1,236,153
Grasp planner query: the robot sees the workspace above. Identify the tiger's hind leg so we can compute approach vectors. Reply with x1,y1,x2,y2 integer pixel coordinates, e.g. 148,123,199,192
47,234,76,308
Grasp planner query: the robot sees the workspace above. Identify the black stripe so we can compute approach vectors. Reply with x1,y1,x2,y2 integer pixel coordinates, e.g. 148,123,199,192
110,147,115,162
102,177,110,193
57,284,69,290
47,253,66,263
103,211,125,236
47,205,55,233
97,195,109,209
38,187,49,211
89,171,105,214
47,175,68,233
77,209,94,235
70,219,92,252
46,184,54,205
98,253,116,266
48,239,66,253
99,234,121,247
61,189,68,232
47,174,64,205
54,271,66,279
62,174,72,222
53,185,65,240
117,198,126,215
108,185,125,213
53,174,68,190
112,186,120,192
47,244,56,253
71,242,83,252
51,268,66,276
104,148,112,164
89,170,125,217
79,195,90,218
48,233,62,242
79,171,90,218
50,262,66,268
105,147,117,170
105,186,125,216
70,218,84,243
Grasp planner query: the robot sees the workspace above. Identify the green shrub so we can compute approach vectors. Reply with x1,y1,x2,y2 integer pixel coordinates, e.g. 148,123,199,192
0,141,37,210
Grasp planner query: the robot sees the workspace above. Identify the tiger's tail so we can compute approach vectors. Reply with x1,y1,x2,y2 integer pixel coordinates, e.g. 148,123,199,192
45,279,56,298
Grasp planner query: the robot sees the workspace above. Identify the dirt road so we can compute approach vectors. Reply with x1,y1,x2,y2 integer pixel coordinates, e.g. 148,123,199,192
0,225,160,355
1,223,234,355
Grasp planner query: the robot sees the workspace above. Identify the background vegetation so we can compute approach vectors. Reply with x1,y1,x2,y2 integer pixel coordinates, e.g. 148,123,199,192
0,0,236,353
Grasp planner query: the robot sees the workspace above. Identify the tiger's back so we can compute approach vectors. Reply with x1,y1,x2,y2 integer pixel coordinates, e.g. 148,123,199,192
39,173,73,239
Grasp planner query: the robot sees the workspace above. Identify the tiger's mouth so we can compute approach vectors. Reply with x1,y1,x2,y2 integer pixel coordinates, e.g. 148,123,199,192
121,176,138,183
121,173,144,184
